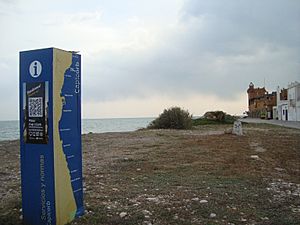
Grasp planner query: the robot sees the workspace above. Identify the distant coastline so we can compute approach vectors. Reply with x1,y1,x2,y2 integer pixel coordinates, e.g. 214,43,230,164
0,118,155,141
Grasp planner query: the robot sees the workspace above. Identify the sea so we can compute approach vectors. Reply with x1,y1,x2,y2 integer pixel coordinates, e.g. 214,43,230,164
0,118,154,141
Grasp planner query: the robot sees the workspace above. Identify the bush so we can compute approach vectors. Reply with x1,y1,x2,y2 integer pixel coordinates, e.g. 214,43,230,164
148,107,193,129
203,111,226,122
193,111,237,126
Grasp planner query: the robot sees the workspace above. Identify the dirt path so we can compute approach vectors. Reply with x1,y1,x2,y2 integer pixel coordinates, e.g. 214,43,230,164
240,118,300,130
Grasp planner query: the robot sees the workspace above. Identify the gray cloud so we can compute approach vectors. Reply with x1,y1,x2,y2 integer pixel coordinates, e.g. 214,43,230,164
83,0,300,102
181,0,300,48
1,0,300,120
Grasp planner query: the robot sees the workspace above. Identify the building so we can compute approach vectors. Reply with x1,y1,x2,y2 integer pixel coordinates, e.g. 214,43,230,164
287,81,300,121
247,82,277,119
275,87,288,120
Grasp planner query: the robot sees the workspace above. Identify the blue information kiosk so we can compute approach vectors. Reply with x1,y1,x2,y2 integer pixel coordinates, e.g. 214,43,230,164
19,48,84,225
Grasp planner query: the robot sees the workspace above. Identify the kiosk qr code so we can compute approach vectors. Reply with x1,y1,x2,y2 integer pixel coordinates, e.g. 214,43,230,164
24,81,48,144
28,97,43,117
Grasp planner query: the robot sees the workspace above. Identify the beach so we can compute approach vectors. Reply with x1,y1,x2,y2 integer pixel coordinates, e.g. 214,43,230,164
0,123,300,225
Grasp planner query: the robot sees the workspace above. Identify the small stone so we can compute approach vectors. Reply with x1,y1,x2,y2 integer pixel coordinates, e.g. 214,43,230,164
255,146,266,153
200,199,208,204
192,197,199,201
137,168,141,171
146,197,159,203
142,210,152,216
292,208,300,213
19,215,23,220
250,155,260,160
119,212,127,218
210,213,217,218
241,218,247,222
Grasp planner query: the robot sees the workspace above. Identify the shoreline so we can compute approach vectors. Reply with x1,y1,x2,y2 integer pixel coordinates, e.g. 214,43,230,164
0,118,154,142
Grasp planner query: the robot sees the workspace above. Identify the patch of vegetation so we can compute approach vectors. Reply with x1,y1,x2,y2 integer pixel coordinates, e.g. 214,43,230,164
148,107,193,130
193,111,236,126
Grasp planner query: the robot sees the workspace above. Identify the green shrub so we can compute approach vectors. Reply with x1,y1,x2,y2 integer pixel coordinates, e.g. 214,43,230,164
148,107,193,129
193,111,237,126
203,111,226,121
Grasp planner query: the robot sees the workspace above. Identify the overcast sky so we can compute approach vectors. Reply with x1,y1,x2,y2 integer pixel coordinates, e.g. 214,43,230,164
0,0,299,120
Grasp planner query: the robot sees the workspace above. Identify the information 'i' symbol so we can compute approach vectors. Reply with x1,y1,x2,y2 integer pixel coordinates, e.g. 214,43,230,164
29,60,42,78
34,62,38,76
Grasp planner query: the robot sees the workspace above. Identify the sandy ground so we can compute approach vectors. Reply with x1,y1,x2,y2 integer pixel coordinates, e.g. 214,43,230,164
0,124,300,225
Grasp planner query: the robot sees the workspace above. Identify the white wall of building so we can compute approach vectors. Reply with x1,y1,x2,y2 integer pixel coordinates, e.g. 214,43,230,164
276,86,288,121
282,104,289,121
287,81,300,121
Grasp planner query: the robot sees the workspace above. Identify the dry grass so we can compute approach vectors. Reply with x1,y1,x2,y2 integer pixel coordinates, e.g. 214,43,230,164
0,124,299,225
